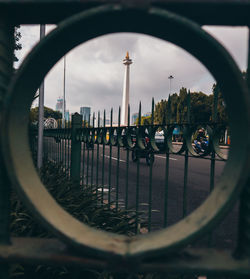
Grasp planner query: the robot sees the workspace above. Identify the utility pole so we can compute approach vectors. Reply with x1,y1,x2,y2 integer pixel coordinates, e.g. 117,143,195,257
37,25,46,169
168,75,174,95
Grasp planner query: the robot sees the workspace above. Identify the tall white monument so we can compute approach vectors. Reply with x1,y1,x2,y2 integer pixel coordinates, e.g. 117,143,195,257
121,51,132,126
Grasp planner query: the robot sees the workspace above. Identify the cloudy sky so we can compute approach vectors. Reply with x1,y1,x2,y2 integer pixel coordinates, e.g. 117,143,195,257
15,25,248,120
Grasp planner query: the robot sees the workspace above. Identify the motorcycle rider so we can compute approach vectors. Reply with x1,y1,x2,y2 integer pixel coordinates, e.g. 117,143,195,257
196,128,206,142
196,128,207,152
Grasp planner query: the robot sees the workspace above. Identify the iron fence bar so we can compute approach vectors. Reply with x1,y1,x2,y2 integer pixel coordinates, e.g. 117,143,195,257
164,151,170,227
70,113,82,183
65,124,67,176
108,108,113,209
135,102,142,233
236,28,250,258
57,138,59,164
125,104,130,210
86,141,90,187
101,110,106,205
67,125,71,178
0,17,13,279
183,91,191,218
148,99,154,231
60,133,62,164
81,117,86,186
116,107,121,211
164,95,171,227
91,113,95,190
96,112,100,200
86,113,91,187
208,85,219,246
82,142,86,186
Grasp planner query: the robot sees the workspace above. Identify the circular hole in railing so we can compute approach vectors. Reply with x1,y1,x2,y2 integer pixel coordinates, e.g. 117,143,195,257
168,124,185,153
8,7,249,260
191,126,210,156
27,31,234,239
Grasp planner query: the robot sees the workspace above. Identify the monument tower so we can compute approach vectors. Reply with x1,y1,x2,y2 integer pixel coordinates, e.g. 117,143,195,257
121,51,132,126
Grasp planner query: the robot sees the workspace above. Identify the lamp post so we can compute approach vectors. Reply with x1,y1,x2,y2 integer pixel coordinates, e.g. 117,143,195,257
168,75,174,95
37,24,46,169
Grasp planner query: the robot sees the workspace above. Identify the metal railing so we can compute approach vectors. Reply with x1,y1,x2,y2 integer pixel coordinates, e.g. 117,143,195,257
43,95,229,235
0,1,250,278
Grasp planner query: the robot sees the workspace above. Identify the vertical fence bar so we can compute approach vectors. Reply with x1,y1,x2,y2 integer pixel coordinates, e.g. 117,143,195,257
91,113,95,190
125,105,130,210
70,113,82,183
101,110,106,205
135,102,142,233
208,83,218,246
164,94,171,227
96,112,100,200
86,114,90,186
68,122,71,178
116,107,121,211
183,90,191,218
148,98,154,232
236,28,250,258
64,126,66,170
81,117,86,186
0,17,14,279
108,109,113,209
210,84,218,193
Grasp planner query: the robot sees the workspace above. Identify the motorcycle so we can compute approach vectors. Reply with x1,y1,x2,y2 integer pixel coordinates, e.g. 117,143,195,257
194,138,209,154
131,134,155,166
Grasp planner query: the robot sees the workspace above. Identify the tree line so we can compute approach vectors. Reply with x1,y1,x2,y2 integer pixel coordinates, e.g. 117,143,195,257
138,71,247,126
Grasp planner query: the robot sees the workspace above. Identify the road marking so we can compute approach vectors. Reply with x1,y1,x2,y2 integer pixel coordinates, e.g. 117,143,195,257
104,155,126,163
155,155,177,161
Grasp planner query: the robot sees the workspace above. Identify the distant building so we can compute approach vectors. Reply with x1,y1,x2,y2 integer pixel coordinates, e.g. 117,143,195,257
80,107,91,121
55,97,63,113
132,113,138,124
65,110,70,121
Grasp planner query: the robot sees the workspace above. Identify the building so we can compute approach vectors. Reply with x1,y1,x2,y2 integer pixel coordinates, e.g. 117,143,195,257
80,107,91,121
132,113,138,124
65,110,70,121
55,97,63,113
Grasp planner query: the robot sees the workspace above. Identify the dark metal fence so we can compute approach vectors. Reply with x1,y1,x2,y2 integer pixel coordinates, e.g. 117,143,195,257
43,94,229,236
0,1,250,278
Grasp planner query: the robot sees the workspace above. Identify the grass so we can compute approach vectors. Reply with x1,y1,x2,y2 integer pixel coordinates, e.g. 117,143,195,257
10,160,147,278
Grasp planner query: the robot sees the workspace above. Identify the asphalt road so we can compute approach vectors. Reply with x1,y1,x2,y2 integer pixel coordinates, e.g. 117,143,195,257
45,139,237,249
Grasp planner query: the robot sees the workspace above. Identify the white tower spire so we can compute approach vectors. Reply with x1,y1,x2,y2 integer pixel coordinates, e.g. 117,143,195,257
121,51,132,126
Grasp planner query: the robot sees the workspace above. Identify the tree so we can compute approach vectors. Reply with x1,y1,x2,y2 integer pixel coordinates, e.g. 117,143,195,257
190,91,213,123
154,87,214,125
212,83,228,124
30,106,62,124
135,115,152,125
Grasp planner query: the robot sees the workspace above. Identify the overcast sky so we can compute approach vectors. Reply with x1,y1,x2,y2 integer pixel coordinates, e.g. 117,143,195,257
15,25,248,119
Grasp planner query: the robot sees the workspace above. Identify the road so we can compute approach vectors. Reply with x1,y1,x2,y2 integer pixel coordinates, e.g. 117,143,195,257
45,139,237,249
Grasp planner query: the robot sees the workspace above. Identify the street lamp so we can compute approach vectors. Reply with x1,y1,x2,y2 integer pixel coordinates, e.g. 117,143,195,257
168,75,174,95
37,24,46,169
